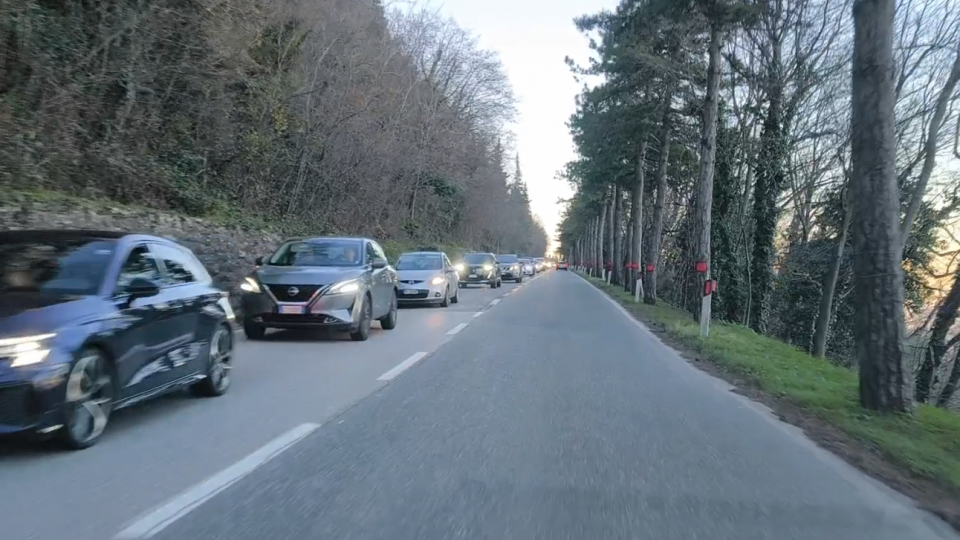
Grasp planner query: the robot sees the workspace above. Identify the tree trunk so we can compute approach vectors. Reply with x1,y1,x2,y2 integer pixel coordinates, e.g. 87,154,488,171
811,186,852,358
596,200,607,274
612,185,623,285
608,185,618,283
936,348,960,407
631,142,649,294
850,0,912,412
916,267,960,402
749,82,785,334
625,199,635,291
644,90,673,305
689,21,722,323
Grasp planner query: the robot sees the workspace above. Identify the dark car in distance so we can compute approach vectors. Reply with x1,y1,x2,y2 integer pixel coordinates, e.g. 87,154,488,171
455,252,501,288
496,254,523,283
0,230,235,450
240,236,398,341
557,261,569,270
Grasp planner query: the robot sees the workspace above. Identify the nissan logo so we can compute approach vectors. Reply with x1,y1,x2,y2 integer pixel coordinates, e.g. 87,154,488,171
287,287,300,297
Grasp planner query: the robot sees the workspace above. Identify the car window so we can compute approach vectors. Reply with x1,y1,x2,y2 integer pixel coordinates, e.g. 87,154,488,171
370,241,387,261
116,245,163,293
268,239,363,267
464,253,494,264
396,254,443,270
497,254,519,264
365,242,379,264
0,236,118,296
149,243,198,286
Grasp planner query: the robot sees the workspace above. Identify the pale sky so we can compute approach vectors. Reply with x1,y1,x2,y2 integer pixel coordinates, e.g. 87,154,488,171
433,0,619,252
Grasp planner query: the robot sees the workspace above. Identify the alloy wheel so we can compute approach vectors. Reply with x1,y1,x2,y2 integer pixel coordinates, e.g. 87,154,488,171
65,352,113,446
207,326,233,392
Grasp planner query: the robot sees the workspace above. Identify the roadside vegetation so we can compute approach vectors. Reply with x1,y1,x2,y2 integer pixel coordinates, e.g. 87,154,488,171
0,0,547,254
558,0,960,523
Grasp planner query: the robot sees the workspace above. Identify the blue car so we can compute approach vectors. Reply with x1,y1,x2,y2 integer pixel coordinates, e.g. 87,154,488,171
0,230,236,450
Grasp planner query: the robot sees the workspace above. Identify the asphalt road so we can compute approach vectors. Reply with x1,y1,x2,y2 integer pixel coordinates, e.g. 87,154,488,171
0,278,524,540
3,270,957,540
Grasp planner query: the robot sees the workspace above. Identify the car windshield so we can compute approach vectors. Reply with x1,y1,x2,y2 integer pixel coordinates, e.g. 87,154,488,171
464,253,493,264
268,239,363,267
497,254,519,263
396,254,443,271
0,237,117,296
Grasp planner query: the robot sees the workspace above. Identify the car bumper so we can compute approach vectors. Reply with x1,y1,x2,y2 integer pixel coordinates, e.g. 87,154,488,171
500,270,520,279
397,281,448,303
241,289,363,330
461,272,497,284
0,354,72,437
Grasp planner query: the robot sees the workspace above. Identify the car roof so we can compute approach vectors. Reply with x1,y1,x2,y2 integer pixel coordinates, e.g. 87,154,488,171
0,229,168,243
399,251,444,256
281,236,368,243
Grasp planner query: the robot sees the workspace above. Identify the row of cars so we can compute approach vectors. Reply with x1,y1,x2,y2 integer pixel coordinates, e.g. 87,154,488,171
0,230,543,450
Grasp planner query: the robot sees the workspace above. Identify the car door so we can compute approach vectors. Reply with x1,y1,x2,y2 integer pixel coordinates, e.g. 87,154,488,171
443,254,459,289
110,244,177,399
367,240,393,317
147,242,207,381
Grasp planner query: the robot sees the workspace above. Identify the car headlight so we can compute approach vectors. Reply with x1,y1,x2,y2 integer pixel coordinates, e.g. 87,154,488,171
482,264,493,271
0,334,56,368
511,265,519,271
430,276,445,285
454,263,465,272
328,279,360,294
240,277,261,293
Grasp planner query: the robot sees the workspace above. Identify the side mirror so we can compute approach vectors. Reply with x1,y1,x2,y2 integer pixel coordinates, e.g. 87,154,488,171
254,256,265,266
127,277,160,300
371,258,388,269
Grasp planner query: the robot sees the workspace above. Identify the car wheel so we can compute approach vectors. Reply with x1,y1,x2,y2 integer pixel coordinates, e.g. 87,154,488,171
379,291,398,330
440,287,450,307
516,277,523,283
192,324,233,397
243,322,265,340
451,287,459,304
351,295,373,341
58,348,114,450
496,278,502,288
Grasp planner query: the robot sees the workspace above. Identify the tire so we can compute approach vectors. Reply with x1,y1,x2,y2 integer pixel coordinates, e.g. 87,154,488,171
192,324,233,397
379,291,398,330
451,287,459,304
440,287,450,307
496,278,502,288
350,294,373,341
58,348,114,450
516,277,523,284
243,322,266,340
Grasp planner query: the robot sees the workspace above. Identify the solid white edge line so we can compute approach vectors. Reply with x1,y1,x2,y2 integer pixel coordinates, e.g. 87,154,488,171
489,298,501,306
447,322,469,335
114,422,321,539
377,351,429,381
472,311,483,318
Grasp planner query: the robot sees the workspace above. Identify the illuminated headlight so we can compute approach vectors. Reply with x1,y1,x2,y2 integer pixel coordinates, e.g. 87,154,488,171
511,265,519,271
328,279,360,294
482,264,493,271
455,263,465,272
240,277,261,293
0,334,56,368
430,276,445,285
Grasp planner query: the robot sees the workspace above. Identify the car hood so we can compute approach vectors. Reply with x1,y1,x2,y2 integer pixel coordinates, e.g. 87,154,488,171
397,270,443,282
0,292,99,338
255,265,365,286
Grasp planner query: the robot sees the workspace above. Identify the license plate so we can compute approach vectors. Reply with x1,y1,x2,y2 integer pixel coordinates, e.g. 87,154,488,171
278,305,305,315
469,274,477,278
403,289,419,295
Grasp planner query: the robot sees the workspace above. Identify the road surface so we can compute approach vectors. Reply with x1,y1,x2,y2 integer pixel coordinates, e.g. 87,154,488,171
0,279,521,540
3,271,956,540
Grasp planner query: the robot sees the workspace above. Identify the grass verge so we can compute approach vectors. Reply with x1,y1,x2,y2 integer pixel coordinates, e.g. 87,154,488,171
578,271,960,528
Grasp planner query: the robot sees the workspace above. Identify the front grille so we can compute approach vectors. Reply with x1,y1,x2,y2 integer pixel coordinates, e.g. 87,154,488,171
398,291,430,299
263,313,336,324
400,280,424,285
267,285,321,302
0,383,35,426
